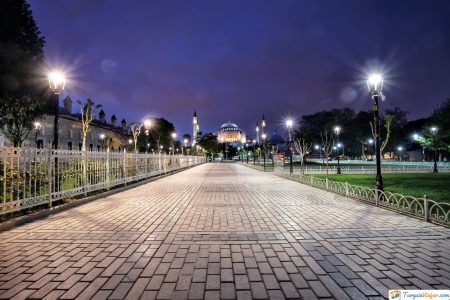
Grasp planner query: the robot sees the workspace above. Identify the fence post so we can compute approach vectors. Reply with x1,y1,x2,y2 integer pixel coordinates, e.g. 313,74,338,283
345,181,349,197
423,195,429,222
375,189,378,206
123,149,127,186
106,147,110,190
47,147,53,208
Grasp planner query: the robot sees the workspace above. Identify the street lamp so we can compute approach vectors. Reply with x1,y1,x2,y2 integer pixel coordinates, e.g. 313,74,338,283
367,73,384,191
183,138,188,156
99,133,106,151
397,146,403,161
33,121,42,148
143,119,152,153
430,126,439,173
245,143,249,163
171,132,177,155
286,119,293,174
252,139,256,165
413,134,425,161
262,133,267,170
334,126,342,174
48,71,66,149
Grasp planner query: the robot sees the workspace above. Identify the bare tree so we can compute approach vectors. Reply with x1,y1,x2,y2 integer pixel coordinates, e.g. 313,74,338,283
77,99,101,151
129,122,142,153
293,137,311,167
320,130,335,178
370,114,393,155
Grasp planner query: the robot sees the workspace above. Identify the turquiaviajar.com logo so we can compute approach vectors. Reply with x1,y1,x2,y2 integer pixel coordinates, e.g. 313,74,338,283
389,290,450,300
389,290,401,299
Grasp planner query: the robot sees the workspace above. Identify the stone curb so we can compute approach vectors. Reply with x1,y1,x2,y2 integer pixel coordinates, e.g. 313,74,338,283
0,164,203,233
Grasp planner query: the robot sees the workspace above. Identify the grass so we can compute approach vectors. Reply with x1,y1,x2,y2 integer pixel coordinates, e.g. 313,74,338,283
314,173,450,203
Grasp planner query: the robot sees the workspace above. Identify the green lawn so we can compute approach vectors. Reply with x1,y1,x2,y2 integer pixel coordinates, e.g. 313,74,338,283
314,173,450,203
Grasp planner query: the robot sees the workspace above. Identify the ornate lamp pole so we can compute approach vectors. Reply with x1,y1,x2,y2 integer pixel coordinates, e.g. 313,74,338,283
367,74,384,191
48,71,66,149
413,134,425,162
430,127,439,173
397,146,403,161
183,138,189,156
286,119,293,175
334,126,341,174
262,133,267,171
171,132,177,155
252,139,256,165
33,121,42,148
245,143,249,163
143,119,152,153
99,133,106,151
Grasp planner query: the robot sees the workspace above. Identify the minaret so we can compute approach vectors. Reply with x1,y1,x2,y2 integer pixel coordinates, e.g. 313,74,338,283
256,121,260,144
262,114,266,136
193,110,199,145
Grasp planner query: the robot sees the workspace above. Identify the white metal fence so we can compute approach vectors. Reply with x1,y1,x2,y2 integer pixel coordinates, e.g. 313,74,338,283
0,147,205,216
271,168,449,227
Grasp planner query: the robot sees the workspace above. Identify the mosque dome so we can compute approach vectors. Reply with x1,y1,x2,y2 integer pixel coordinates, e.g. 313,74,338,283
220,122,239,130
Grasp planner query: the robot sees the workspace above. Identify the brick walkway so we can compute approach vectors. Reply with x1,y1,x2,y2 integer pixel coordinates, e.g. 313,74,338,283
0,163,449,300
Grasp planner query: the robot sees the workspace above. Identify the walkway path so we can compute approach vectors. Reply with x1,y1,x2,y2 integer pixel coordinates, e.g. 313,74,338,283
0,163,449,299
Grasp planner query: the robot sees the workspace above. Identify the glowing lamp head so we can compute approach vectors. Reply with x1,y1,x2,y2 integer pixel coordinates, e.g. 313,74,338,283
143,119,152,129
314,145,319,150
183,138,188,145
337,143,342,148
99,133,106,140
286,119,293,130
48,71,66,94
334,126,341,135
34,121,42,130
128,139,133,144
171,132,177,139
430,127,438,135
397,146,403,151
368,139,374,144
261,133,267,140
333,146,337,150
252,139,256,144
367,73,383,93
160,145,163,149
413,134,420,140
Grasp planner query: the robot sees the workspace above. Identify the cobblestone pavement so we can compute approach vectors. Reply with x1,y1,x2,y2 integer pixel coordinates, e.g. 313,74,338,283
0,163,449,300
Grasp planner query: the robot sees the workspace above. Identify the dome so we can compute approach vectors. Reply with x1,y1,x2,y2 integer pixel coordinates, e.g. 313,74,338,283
219,122,239,130
268,131,285,145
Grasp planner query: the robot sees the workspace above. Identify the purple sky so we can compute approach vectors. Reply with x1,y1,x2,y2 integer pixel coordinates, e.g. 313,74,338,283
30,0,450,137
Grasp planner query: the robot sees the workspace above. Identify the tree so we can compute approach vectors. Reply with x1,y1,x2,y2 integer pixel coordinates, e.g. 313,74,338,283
137,118,175,153
77,99,102,151
293,128,311,166
197,133,219,156
129,122,142,153
320,130,335,178
370,114,393,155
0,0,47,146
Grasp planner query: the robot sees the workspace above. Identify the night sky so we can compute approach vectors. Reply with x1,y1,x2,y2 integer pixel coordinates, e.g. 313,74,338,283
29,0,450,138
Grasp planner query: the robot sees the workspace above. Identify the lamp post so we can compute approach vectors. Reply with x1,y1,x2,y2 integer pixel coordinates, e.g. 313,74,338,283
183,138,188,156
99,133,106,151
413,134,425,161
245,143,249,163
252,139,256,165
48,71,66,149
367,73,384,191
171,132,177,155
368,139,374,160
34,121,42,148
262,133,267,171
286,119,293,175
430,127,439,173
143,119,152,153
334,126,341,174
397,146,403,161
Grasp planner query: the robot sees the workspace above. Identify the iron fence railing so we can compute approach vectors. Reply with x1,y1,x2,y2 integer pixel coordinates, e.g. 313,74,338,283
0,147,205,215
239,163,449,227
274,169,449,226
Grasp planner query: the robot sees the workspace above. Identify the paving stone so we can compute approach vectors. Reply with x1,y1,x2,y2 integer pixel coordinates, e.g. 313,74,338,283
0,163,448,299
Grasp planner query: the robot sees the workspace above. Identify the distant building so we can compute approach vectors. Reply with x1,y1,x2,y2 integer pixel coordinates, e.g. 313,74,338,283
3,96,131,151
217,122,246,144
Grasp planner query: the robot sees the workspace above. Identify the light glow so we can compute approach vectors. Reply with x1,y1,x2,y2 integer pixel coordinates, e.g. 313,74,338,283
48,71,66,94
286,119,293,129
334,126,341,135
367,73,383,92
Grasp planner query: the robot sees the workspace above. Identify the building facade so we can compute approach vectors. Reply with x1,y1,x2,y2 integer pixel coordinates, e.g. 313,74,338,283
1,96,131,151
217,122,246,144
